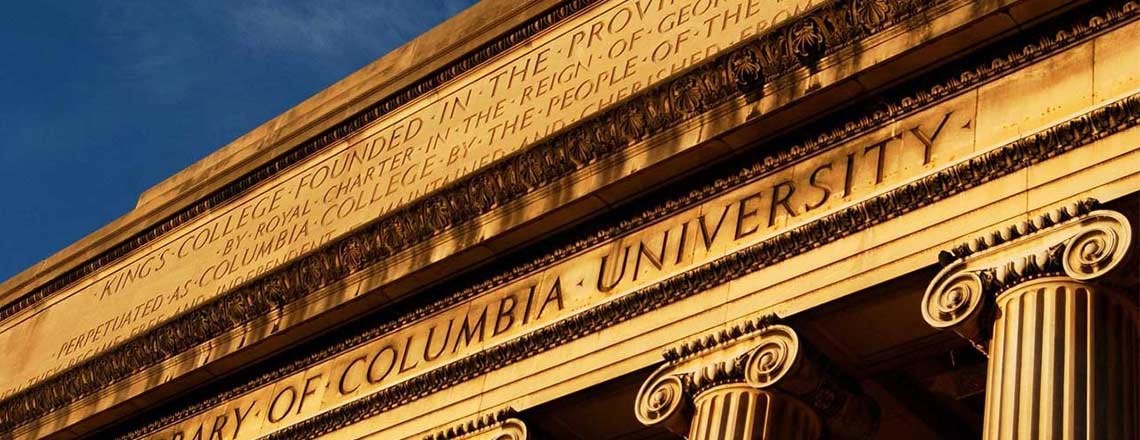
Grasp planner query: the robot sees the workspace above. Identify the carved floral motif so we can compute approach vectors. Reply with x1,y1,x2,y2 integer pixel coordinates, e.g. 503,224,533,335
728,47,765,91
852,0,893,30
788,17,829,66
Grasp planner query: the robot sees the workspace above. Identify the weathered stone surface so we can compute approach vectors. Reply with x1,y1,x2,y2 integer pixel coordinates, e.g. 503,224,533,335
4,0,1140,439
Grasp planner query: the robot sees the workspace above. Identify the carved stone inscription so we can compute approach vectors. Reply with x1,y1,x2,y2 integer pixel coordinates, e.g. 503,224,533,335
0,0,818,399
146,94,976,440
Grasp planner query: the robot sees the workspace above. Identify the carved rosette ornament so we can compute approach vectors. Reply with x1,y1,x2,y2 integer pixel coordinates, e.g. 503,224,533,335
635,320,878,439
423,408,527,440
922,200,1140,439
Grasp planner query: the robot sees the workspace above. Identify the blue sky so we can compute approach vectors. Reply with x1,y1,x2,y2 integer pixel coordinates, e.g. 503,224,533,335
0,0,475,281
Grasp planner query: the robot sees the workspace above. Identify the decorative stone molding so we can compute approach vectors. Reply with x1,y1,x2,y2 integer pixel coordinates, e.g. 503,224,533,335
423,408,526,440
922,202,1140,439
0,0,939,324
922,200,1131,351
635,318,878,439
131,89,1140,440
112,4,1140,436
2,0,955,430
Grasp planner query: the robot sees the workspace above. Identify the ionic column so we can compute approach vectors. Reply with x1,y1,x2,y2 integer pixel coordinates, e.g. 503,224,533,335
923,201,1140,439
634,320,878,440
422,408,527,440
687,383,819,440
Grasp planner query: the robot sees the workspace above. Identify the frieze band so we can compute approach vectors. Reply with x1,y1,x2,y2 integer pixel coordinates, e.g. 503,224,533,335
0,0,608,324
255,90,1140,439
0,0,950,430
19,0,1134,436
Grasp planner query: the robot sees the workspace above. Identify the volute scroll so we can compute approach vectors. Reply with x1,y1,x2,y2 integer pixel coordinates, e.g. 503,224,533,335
634,368,692,434
921,200,1133,352
922,266,990,351
634,318,878,439
423,408,527,440
1060,214,1131,280
742,325,801,390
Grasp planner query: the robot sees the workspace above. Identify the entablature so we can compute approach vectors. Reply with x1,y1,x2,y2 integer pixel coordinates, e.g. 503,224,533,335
2,0,1132,438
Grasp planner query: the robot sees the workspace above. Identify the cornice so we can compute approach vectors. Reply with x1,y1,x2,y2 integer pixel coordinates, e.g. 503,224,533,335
82,1,1140,437
1,0,955,430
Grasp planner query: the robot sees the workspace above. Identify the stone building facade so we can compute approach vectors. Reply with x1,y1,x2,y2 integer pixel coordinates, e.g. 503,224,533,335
0,0,1137,438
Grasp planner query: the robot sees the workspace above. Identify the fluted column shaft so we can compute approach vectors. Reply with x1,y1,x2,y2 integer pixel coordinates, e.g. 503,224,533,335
983,277,1138,440
688,384,821,440
922,204,1139,440
635,322,875,440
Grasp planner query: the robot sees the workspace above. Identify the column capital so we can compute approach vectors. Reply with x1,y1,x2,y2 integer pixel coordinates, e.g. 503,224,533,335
634,316,877,439
922,199,1132,351
423,408,527,440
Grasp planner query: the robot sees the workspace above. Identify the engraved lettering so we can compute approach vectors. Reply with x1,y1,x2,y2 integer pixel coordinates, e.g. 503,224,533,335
734,192,764,240
910,111,952,165
452,306,488,353
805,163,832,211
768,181,796,226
